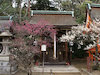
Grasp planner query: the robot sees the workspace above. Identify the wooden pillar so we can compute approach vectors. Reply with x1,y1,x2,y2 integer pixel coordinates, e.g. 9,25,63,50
54,33,56,59
65,42,69,62
28,0,31,17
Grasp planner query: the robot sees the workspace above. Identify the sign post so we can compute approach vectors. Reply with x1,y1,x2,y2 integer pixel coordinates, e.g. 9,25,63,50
41,44,46,75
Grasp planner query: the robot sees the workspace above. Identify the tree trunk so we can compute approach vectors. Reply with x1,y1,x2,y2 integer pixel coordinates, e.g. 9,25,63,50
65,42,68,62
95,44,99,69
27,68,32,75
65,42,71,65
19,0,22,23
28,0,31,18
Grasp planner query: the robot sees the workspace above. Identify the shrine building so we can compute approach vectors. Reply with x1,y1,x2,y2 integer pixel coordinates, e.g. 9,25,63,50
30,10,78,63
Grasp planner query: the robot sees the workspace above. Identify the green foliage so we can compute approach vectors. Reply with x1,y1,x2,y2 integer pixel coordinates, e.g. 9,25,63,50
75,1,92,24
0,0,14,16
36,0,51,10
70,43,88,58
75,3,86,24
61,1,73,11
0,0,29,23
90,0,100,3
31,0,58,10
72,48,87,58
61,0,93,24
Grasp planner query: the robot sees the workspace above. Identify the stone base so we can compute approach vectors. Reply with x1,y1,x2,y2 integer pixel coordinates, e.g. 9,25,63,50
0,62,18,74
0,56,18,74
33,72,80,75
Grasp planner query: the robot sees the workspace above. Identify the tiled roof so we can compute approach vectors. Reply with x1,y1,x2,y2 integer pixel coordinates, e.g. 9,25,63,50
91,4,100,7
87,3,100,20
30,10,77,26
30,14,77,25
0,16,10,20
87,3,100,10
31,10,74,17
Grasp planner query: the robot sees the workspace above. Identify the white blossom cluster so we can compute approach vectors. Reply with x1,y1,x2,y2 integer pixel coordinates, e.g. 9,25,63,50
60,20,100,50
60,25,90,42
84,44,96,50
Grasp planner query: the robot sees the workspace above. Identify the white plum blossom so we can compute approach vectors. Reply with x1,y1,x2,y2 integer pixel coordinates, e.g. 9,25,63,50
60,31,75,42
60,20,100,50
84,44,96,50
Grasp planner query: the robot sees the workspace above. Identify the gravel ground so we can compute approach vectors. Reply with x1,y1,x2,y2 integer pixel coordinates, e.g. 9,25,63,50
71,58,100,75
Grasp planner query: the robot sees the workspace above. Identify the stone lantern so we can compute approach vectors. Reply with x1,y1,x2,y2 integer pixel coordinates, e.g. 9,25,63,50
0,30,17,74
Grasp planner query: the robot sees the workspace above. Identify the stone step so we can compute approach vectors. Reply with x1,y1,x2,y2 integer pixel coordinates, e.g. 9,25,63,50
32,72,81,75
32,65,81,75
40,62,66,65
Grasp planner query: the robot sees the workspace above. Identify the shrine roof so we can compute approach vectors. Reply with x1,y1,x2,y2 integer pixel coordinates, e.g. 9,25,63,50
30,10,77,26
91,4,100,8
87,3,100,10
0,16,12,20
31,10,74,17
87,3,100,19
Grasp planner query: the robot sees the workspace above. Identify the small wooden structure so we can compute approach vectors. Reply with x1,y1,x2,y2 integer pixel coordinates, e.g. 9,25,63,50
30,10,78,63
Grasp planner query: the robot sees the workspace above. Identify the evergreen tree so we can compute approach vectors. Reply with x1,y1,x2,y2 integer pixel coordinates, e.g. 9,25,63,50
0,0,13,16
60,0,92,24
0,0,30,23
90,0,100,3
31,0,58,10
